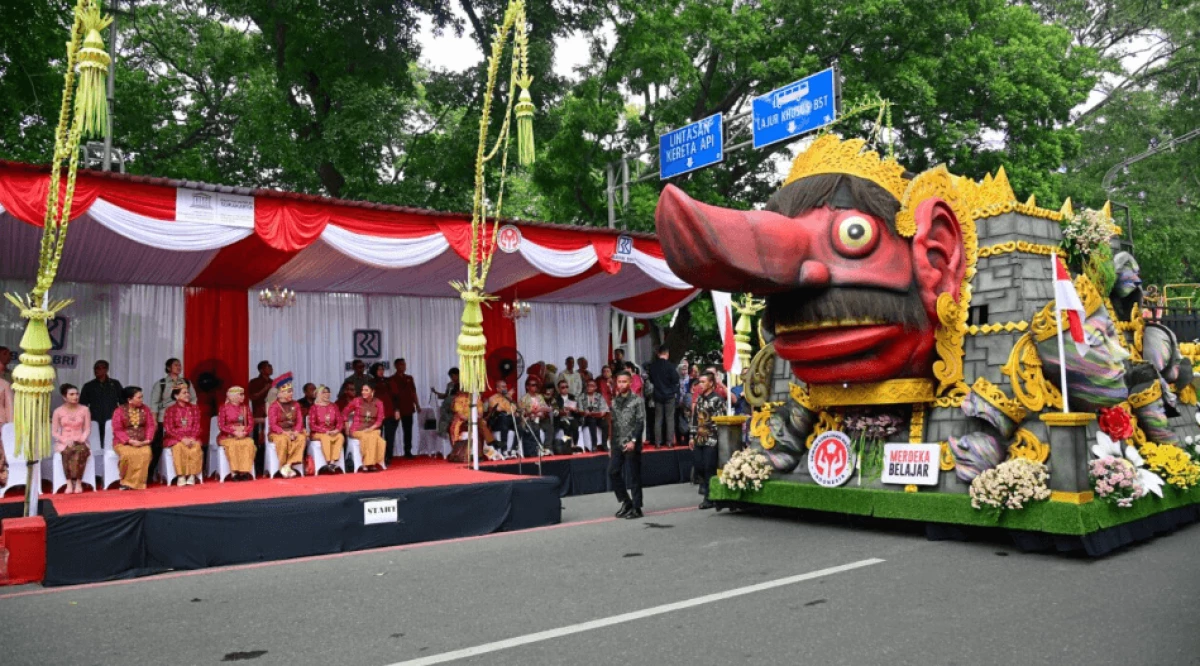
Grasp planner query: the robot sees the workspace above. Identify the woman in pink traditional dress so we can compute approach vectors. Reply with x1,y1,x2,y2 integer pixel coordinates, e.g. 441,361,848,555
52,384,91,493
163,384,203,486
309,385,345,473
343,383,385,471
218,387,256,481
111,386,155,490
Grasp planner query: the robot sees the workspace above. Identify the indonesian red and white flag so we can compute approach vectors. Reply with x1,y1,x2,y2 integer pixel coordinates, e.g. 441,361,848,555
711,291,740,375
1052,253,1090,355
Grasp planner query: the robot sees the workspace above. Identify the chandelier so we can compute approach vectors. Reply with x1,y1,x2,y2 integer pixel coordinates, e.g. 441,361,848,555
258,286,296,309
503,299,532,321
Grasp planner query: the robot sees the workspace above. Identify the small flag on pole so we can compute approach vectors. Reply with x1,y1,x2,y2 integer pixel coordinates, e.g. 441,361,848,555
711,291,741,376
1052,254,1090,356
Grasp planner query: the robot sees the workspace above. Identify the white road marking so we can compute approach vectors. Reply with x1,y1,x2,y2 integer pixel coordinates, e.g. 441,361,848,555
386,557,885,666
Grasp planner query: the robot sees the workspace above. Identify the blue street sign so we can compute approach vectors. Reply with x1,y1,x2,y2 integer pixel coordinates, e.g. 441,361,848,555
659,113,723,179
752,67,837,149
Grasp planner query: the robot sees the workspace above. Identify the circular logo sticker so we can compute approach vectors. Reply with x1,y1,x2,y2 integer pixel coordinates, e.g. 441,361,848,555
807,431,856,487
496,225,522,254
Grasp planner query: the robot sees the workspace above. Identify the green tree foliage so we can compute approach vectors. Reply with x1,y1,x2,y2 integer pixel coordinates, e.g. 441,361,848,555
3,0,1198,349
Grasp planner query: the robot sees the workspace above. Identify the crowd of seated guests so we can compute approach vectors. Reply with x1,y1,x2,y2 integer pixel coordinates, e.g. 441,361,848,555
0,343,736,492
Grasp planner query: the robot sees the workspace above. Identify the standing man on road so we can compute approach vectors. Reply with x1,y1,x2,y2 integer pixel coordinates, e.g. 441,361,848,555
390,358,420,459
610,370,646,519
646,344,679,448
690,371,726,510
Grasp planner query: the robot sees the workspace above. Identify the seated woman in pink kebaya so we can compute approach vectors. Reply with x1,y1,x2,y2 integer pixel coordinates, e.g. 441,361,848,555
52,383,91,493
163,384,203,486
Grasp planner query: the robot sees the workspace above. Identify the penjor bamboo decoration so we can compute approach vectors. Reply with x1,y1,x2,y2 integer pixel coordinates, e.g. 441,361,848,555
5,0,112,516
453,0,536,395
452,0,535,470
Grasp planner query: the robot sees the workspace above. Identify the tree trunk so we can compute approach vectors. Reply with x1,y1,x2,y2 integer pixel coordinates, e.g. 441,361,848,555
663,301,695,363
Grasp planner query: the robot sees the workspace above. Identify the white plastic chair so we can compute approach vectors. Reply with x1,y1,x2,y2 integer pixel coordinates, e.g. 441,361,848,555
205,416,246,483
262,412,303,478
88,425,103,485
98,421,121,490
41,448,97,494
307,415,344,474
346,433,386,472
1,422,37,497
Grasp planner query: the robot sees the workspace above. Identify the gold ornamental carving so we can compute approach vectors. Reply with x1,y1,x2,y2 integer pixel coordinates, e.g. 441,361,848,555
1008,428,1049,464
805,410,843,449
966,320,1029,336
744,344,776,408
909,403,926,443
1039,412,1096,427
750,403,779,450
1127,381,1163,410
939,442,956,471
808,378,935,407
977,240,1058,259
1001,333,1063,412
788,382,819,412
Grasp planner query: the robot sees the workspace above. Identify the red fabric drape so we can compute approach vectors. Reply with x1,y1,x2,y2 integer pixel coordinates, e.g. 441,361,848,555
497,264,607,302
482,298,518,397
187,235,300,289
611,287,699,317
0,169,100,226
185,287,249,443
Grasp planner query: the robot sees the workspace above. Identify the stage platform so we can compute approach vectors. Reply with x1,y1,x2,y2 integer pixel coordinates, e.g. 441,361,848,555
480,445,695,497
2,458,561,586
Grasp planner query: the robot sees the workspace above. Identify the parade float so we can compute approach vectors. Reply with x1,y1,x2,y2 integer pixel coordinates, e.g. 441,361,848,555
656,133,1200,555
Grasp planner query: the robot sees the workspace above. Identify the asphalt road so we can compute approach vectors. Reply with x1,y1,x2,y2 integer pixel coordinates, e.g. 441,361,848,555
2,483,1200,666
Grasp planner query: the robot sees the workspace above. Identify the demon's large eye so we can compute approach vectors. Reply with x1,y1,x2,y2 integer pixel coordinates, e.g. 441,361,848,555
833,216,878,257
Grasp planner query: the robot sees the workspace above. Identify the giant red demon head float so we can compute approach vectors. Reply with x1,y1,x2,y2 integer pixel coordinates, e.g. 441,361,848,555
656,135,969,385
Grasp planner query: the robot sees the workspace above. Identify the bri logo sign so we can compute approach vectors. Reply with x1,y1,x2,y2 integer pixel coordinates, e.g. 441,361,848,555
808,431,855,487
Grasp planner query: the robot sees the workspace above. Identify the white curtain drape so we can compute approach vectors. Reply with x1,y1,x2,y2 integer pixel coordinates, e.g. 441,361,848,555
369,295,462,406
519,242,597,278
248,292,462,404
630,248,691,290
0,279,184,406
516,303,608,384
88,198,253,250
319,225,450,269
248,292,369,393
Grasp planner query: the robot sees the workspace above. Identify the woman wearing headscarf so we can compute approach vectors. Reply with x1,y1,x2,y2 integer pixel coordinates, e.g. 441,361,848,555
267,380,306,478
111,386,155,490
52,383,91,493
163,383,203,486
309,385,345,473
218,386,256,480
344,383,386,471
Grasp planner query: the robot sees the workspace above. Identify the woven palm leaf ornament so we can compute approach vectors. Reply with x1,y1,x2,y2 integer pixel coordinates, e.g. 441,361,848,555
5,0,112,505
453,0,536,394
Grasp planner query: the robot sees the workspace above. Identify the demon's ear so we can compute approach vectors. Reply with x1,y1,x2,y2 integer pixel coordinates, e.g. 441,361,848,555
910,198,965,315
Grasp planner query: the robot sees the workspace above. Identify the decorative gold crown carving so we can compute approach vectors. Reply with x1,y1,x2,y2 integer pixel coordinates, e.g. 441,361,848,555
783,134,908,202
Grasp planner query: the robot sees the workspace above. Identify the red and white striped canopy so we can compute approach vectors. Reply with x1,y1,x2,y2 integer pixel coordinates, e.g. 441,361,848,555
0,162,697,317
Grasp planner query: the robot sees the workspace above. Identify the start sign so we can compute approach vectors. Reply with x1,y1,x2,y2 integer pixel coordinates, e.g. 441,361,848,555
808,431,855,487
880,444,941,486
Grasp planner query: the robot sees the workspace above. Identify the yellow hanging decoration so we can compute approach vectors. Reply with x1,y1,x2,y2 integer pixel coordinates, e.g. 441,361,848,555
74,2,113,139
454,0,535,393
6,1,110,515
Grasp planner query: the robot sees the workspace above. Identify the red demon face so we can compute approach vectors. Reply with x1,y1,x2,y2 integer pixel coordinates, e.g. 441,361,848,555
655,183,963,385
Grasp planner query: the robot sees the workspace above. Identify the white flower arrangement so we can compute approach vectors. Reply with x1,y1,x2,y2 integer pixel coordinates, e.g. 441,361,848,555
719,449,773,494
1093,431,1165,498
970,458,1051,512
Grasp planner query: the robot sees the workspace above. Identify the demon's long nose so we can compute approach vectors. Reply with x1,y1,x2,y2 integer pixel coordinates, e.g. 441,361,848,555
654,184,818,293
